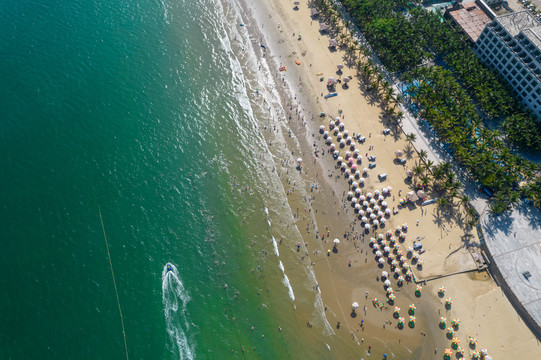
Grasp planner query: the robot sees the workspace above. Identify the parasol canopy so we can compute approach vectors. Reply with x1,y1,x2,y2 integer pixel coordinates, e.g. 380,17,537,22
343,77,350,83
297,158,302,163
352,301,359,309
337,64,344,70
395,150,403,157
417,190,426,199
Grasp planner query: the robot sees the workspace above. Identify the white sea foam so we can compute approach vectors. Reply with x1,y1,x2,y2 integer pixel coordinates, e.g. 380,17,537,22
279,260,295,301
162,264,194,360
271,236,279,257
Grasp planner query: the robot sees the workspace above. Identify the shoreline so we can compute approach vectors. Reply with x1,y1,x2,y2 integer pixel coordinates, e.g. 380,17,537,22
237,0,541,358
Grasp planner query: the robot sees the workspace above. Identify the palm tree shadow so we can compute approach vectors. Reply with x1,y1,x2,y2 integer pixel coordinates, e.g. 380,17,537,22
404,144,415,160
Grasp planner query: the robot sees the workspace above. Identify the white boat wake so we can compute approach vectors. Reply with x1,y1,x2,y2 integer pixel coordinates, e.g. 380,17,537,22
162,263,194,360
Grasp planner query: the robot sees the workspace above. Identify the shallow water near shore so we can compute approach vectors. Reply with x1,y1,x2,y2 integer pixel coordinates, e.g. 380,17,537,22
0,0,345,358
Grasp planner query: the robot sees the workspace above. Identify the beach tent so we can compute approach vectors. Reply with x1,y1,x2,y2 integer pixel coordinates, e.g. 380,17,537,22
328,38,338,47
311,8,320,16
319,23,329,31
407,191,419,202
416,190,426,199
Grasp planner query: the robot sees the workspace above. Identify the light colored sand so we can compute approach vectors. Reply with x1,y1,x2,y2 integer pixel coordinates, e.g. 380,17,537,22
251,0,540,357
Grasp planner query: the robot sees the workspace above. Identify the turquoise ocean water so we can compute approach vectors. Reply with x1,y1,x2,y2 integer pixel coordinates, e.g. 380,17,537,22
0,0,335,358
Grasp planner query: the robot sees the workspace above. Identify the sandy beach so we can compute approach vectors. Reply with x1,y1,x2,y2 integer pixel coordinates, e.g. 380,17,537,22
242,0,541,358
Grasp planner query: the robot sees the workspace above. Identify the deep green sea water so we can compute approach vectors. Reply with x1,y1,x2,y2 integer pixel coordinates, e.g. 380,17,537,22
0,0,333,358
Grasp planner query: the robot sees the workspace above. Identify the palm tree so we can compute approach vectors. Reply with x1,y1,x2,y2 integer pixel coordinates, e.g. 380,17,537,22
418,149,428,162
406,133,416,142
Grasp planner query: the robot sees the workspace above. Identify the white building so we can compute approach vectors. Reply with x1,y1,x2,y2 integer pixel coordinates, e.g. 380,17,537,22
474,11,541,119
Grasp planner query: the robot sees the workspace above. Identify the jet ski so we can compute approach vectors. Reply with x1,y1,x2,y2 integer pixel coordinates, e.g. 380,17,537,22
166,263,173,272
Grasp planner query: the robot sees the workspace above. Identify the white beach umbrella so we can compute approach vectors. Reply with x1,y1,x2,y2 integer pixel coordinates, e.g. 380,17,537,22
352,181,358,189
395,150,403,157
365,224,371,230
374,190,380,196
344,130,349,137
359,195,366,201
387,186,392,192
352,301,359,310
337,156,343,163
382,201,387,207
373,220,379,226
370,198,376,205
355,203,361,210
384,279,392,287
374,205,380,212
384,246,391,253
378,211,384,217
381,218,387,224
359,177,364,184
355,189,362,196
361,216,368,222
343,77,350,83
337,64,344,70
344,169,351,177
297,158,302,163
378,258,385,264
345,151,351,158
347,191,353,199
359,209,365,216
370,213,376,220
337,132,343,140
367,192,372,198
329,120,335,127
385,208,391,215
351,197,358,203
341,163,347,169
365,206,372,213
379,195,384,201
375,250,382,257
334,238,340,245
323,131,329,138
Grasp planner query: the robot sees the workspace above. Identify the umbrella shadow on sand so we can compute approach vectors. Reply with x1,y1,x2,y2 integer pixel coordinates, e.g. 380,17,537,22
350,311,357,318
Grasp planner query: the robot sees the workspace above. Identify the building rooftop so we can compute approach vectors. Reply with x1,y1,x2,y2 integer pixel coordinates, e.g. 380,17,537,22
497,11,541,47
448,2,493,42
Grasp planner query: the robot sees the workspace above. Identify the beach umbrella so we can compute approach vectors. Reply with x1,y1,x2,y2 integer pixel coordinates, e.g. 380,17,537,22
341,163,347,170
333,238,340,245
351,197,358,204
359,195,366,201
469,336,477,347
374,190,380,196
417,190,426,199
444,349,452,360
365,205,371,212
337,64,344,70
378,211,384,217
451,318,460,330
447,328,454,338
445,298,453,309
381,271,389,279
345,151,351,159
387,293,396,304
294,1,300,5
370,198,376,205
408,304,416,315
377,233,384,240
344,130,349,137
337,156,343,164
355,188,361,196
395,150,403,157
370,213,376,220
402,223,408,230
347,191,353,200
339,139,345,146
354,204,361,211
375,250,382,258
471,351,480,359
381,218,386,224
415,285,422,297
354,149,360,156
397,317,405,329
387,186,392,192
352,301,359,310
383,246,390,254
339,123,345,130
386,288,393,296
366,192,372,198
351,164,357,171
385,208,391,215
297,158,302,163
416,259,423,269
329,120,335,128
378,195,384,201
386,230,392,238
439,317,447,329
457,347,464,357
344,169,351,177
451,337,459,350
369,239,375,248
398,233,405,242
362,216,368,223
438,286,446,296
479,348,488,356
359,209,365,216
363,168,369,173
319,125,325,133
397,275,404,285
378,258,385,264
343,77,350,83
348,157,354,164
323,131,329,138
373,220,379,226
365,224,371,230
358,176,364,183
408,316,416,328
348,174,354,181
384,279,391,287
